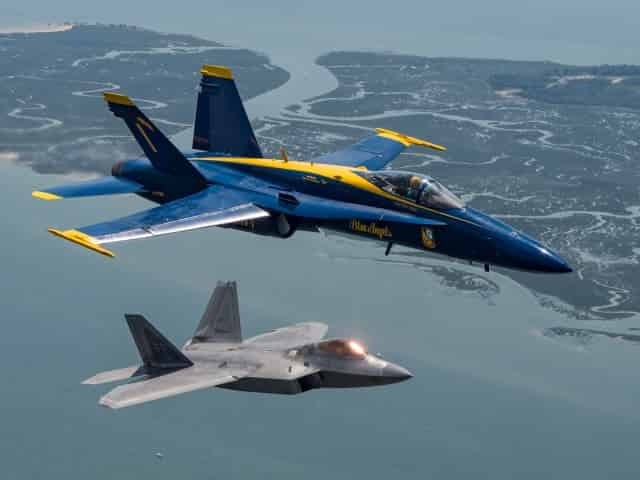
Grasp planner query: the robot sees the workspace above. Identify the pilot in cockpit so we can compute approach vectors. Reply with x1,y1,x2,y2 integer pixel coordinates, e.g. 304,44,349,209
407,175,422,201
360,170,464,210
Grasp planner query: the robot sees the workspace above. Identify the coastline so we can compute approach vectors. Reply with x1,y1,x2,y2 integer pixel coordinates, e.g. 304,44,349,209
0,22,73,34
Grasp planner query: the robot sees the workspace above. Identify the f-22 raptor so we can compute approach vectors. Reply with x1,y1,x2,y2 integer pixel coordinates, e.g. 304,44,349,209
84,281,412,409
33,64,571,273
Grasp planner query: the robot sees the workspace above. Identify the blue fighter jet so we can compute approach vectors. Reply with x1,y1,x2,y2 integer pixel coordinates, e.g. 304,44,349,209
33,65,571,273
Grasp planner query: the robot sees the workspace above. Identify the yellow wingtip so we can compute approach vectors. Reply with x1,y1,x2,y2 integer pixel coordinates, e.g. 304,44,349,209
103,92,134,106
47,228,114,258
200,64,233,80
32,191,62,200
375,128,447,151
426,142,447,152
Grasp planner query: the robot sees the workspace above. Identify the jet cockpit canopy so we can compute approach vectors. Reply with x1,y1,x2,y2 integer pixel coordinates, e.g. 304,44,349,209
316,339,367,359
360,170,464,209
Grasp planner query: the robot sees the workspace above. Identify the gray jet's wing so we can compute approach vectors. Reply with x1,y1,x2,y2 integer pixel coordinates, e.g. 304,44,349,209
99,363,257,409
244,322,328,349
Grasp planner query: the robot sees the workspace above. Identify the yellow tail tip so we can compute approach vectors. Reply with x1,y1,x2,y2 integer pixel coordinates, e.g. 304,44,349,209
32,191,62,201
103,92,134,106
200,64,233,80
47,228,115,258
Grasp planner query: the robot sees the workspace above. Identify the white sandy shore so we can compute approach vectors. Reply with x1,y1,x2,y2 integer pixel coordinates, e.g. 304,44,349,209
0,23,73,34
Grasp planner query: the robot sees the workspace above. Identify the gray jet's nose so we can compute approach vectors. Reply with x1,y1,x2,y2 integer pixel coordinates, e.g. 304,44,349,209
382,364,413,383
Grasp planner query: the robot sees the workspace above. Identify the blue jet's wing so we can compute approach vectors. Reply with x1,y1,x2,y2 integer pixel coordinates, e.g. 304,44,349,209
46,185,269,257
32,176,144,200
313,128,446,171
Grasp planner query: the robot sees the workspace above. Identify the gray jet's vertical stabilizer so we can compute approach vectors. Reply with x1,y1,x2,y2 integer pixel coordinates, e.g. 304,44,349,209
191,281,242,343
126,314,193,370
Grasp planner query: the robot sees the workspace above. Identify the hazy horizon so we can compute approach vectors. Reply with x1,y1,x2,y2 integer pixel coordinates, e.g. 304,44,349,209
1,1,639,65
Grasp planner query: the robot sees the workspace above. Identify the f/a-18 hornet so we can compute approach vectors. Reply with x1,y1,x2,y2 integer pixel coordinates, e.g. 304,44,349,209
34,64,571,273
84,281,412,408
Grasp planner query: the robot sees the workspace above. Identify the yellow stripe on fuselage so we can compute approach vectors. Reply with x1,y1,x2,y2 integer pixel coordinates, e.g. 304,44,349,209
199,156,478,226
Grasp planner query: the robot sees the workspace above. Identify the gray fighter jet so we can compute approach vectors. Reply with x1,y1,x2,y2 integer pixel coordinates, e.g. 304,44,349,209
84,281,412,409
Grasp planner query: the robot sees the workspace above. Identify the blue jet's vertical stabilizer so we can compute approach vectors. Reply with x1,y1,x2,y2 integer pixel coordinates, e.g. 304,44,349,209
103,92,206,192
192,65,262,157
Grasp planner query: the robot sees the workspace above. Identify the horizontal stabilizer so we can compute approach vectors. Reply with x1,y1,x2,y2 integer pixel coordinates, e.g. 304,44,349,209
33,176,144,200
83,366,144,385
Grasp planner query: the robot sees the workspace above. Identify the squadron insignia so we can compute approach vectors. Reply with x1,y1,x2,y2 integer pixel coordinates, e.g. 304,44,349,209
421,226,436,249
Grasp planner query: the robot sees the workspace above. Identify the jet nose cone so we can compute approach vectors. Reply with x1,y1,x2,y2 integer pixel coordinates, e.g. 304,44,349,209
504,234,572,273
548,253,572,273
530,246,573,273
462,208,572,273
382,364,413,382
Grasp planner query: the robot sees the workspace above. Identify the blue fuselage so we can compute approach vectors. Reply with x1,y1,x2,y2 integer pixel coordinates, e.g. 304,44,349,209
114,155,571,274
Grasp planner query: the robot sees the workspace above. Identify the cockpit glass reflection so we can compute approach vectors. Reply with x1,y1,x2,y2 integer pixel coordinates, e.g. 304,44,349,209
360,171,464,209
317,339,367,358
